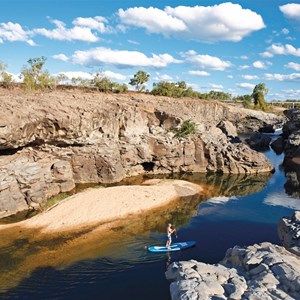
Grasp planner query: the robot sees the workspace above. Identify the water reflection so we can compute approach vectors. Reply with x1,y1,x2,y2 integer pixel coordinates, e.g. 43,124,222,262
0,170,273,294
284,159,300,199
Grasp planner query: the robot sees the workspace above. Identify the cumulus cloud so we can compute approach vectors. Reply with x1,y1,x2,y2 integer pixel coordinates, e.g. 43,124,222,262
72,16,111,33
264,73,300,82
53,54,69,61
153,72,173,81
280,3,300,21
239,65,250,70
34,19,99,42
236,82,255,90
263,43,300,58
0,22,35,45
118,3,265,42
188,70,210,76
66,47,182,68
285,62,300,71
241,75,259,80
209,83,223,90
253,60,267,69
181,50,231,71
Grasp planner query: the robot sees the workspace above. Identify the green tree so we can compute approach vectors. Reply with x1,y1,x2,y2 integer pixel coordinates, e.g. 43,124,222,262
20,56,56,91
129,70,149,92
252,83,268,111
56,73,68,85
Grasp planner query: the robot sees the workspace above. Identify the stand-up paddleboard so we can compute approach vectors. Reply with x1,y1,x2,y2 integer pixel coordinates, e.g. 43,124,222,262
148,241,196,252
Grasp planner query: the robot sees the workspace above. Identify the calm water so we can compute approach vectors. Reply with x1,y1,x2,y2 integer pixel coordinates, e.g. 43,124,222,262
1,146,300,300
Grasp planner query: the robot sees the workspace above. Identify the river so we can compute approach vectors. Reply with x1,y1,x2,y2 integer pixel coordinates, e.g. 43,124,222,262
1,144,300,300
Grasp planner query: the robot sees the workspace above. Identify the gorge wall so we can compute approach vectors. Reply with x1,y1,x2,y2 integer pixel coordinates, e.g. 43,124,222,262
0,90,280,218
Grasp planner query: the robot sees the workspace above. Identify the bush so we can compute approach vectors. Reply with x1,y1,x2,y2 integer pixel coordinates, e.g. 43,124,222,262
175,120,197,137
20,56,56,91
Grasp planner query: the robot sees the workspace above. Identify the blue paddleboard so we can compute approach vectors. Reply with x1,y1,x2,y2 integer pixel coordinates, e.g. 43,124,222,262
148,241,196,252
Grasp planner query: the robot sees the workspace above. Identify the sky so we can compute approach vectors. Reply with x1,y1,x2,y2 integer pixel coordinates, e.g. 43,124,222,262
0,0,300,100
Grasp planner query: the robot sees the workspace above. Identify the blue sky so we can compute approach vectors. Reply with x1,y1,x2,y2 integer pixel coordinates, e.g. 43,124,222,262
0,0,300,100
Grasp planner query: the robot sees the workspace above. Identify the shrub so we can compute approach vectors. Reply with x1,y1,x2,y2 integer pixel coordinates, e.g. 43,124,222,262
175,120,197,137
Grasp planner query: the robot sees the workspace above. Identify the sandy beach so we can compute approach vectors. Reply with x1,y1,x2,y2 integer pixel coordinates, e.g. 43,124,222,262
1,179,202,233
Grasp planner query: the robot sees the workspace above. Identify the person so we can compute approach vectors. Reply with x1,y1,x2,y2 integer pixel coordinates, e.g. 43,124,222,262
166,223,176,249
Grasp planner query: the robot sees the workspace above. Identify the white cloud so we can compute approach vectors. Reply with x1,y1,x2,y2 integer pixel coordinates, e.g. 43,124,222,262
127,39,139,45
181,50,231,71
241,75,259,80
118,7,187,35
239,55,249,60
285,62,300,71
72,16,111,33
118,3,265,42
236,82,255,90
239,65,250,70
264,73,300,82
282,28,289,35
53,54,69,61
227,75,233,79
260,51,274,58
153,72,173,81
58,71,94,80
188,70,210,76
69,47,182,68
280,3,300,22
0,22,35,45
265,43,300,57
209,83,223,90
282,89,300,98
253,60,267,69
34,19,99,42
57,70,127,81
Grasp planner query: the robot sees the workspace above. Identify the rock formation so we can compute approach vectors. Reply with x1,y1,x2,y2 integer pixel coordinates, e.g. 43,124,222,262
166,242,300,300
0,91,277,217
278,211,300,256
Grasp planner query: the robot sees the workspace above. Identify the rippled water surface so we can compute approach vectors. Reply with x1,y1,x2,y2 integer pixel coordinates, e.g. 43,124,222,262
1,147,300,300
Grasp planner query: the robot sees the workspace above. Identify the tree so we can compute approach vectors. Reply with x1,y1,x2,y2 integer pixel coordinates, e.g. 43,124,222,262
56,73,68,85
129,70,149,92
252,83,268,111
20,56,56,91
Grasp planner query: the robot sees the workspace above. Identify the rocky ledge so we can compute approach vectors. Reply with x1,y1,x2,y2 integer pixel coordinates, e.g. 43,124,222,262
166,242,300,300
166,212,300,300
0,91,277,218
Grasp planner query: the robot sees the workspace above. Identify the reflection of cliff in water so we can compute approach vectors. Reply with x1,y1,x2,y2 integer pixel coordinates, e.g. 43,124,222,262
135,172,272,199
283,159,300,199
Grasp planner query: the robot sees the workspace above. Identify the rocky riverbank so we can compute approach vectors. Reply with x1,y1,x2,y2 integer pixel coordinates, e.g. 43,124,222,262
166,211,300,300
0,90,280,218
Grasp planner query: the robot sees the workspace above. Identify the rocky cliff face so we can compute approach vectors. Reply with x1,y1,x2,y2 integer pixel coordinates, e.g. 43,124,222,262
0,90,276,217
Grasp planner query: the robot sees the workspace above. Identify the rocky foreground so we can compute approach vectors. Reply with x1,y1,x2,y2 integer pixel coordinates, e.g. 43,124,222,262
166,212,300,300
0,90,281,218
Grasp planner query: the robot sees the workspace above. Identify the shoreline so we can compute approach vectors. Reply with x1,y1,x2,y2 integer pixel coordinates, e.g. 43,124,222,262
0,179,203,233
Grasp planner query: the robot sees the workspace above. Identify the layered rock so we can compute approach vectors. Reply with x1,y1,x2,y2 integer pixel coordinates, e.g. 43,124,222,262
0,91,275,217
166,242,300,300
278,211,300,256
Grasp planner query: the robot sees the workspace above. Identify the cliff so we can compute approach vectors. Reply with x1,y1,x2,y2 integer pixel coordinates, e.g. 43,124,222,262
0,90,277,218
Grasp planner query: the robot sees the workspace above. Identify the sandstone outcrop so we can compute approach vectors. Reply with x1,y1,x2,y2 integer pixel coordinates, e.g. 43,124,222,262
166,242,300,300
0,91,276,217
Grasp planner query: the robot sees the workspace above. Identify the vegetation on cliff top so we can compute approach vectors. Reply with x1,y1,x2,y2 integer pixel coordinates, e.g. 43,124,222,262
0,56,272,111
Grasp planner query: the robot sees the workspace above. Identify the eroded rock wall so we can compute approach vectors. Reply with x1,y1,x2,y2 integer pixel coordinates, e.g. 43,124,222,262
0,91,276,217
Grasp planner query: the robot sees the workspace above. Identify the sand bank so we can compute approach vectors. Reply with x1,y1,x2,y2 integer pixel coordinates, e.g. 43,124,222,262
7,179,202,233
